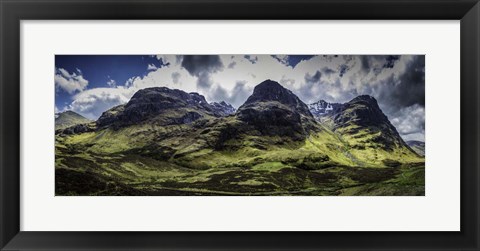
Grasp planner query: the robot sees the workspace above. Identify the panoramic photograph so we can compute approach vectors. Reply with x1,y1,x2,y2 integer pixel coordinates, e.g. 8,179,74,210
55,54,425,196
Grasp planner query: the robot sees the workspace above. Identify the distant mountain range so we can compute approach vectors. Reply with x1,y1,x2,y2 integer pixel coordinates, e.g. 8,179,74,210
407,140,425,156
55,79,425,196
210,101,236,116
55,111,90,130
308,100,342,118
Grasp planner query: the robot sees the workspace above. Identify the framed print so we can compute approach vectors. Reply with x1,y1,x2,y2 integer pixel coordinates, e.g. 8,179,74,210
1,0,479,250
53,54,426,197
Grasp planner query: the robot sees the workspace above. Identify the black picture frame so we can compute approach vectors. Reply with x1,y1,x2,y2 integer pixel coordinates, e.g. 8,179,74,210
1,0,479,250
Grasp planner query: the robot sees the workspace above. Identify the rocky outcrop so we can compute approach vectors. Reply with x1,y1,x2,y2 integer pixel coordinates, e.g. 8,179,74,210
56,122,96,135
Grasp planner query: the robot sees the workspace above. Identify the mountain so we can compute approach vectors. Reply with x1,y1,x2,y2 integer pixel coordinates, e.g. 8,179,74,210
236,79,319,139
331,95,405,149
95,87,233,129
407,140,425,156
210,101,236,116
55,80,425,196
239,80,312,117
55,111,90,130
323,95,419,165
308,100,342,118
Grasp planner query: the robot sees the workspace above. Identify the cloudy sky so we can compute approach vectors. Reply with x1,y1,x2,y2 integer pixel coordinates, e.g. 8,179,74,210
55,54,425,141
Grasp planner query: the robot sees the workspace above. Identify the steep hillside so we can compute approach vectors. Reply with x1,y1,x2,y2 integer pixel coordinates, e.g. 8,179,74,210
321,95,421,165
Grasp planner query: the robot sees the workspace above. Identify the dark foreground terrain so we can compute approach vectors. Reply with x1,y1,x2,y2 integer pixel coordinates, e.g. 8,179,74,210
55,150,424,196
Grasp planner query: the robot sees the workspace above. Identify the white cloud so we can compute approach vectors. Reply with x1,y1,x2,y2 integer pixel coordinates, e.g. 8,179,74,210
124,76,139,88
147,64,158,71
272,55,290,66
55,68,89,94
390,104,425,142
68,87,135,120
128,63,197,93
67,62,197,120
107,79,116,87
155,55,180,66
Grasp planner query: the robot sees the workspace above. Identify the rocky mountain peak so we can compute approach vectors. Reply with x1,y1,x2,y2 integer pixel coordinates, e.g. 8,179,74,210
330,95,413,152
96,87,231,128
309,99,343,118
210,101,236,116
333,95,387,128
349,95,378,105
188,92,209,104
239,80,312,118
243,80,295,104
235,80,317,140
55,110,91,130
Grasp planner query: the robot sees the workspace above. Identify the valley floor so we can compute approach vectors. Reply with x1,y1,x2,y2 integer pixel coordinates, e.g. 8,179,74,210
55,151,425,196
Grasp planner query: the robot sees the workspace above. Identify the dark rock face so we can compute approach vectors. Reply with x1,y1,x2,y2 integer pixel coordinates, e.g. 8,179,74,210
239,79,313,117
56,122,96,135
236,80,317,138
331,95,409,151
120,88,215,124
96,104,125,128
332,95,389,128
308,100,343,118
210,101,236,116
177,111,203,124
237,104,304,137
96,87,226,128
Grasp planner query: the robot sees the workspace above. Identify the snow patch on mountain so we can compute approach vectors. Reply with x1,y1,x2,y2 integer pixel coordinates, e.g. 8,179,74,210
308,100,342,117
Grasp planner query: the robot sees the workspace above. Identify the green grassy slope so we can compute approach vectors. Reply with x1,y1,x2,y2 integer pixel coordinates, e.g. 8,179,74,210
55,116,424,196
